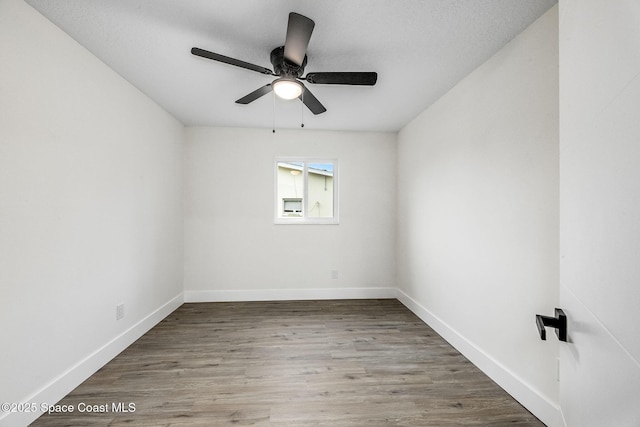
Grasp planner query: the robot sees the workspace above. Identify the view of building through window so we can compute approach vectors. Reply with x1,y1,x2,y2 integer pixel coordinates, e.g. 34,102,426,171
276,160,336,222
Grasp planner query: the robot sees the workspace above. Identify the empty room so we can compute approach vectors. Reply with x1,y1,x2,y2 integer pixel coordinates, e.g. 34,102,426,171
1,0,639,426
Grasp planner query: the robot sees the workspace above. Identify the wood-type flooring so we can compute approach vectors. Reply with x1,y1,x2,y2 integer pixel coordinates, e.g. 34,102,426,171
31,299,544,426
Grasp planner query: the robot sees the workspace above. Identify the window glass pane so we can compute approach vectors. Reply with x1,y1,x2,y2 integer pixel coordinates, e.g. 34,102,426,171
277,162,304,218
307,163,334,218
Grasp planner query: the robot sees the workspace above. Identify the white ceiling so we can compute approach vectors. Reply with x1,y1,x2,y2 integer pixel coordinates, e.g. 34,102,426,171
25,0,556,132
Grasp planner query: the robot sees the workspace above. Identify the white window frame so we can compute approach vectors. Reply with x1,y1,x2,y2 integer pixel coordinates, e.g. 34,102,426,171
274,157,339,225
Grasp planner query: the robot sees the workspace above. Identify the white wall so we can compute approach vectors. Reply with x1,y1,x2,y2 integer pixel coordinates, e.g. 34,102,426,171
0,1,183,425
183,127,396,301
397,6,559,426
559,1,640,426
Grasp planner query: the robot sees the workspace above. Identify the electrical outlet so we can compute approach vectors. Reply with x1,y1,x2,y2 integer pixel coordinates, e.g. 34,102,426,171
331,270,339,280
116,303,125,320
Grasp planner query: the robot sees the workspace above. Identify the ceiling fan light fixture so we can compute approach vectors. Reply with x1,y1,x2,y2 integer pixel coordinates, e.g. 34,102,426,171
273,78,302,100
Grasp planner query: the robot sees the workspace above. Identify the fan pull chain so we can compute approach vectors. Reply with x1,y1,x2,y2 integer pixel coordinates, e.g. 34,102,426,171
301,90,305,128
272,90,276,133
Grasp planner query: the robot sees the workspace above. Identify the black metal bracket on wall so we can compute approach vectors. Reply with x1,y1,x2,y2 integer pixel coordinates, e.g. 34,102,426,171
536,308,567,342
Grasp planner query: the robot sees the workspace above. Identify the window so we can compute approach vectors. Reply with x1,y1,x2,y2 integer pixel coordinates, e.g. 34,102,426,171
275,159,339,224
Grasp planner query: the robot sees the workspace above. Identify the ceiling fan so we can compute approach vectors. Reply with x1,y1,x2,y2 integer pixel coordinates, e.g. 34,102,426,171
191,12,377,115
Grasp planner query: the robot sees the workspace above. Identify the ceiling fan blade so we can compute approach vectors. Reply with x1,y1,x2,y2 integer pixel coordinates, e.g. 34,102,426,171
191,47,274,75
284,13,315,66
235,84,273,104
299,83,326,115
305,72,378,85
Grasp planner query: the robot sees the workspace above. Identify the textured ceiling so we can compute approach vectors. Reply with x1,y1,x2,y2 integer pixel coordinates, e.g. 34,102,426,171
25,0,556,132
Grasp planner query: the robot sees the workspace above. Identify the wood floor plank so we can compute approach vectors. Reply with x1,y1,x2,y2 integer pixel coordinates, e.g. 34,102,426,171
30,300,544,426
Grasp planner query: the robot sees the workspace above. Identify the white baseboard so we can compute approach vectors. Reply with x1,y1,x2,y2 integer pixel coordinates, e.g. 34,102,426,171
3,293,184,427
396,289,562,427
184,287,398,302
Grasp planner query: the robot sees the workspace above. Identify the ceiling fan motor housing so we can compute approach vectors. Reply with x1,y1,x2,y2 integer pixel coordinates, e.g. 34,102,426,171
270,46,306,78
